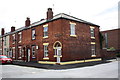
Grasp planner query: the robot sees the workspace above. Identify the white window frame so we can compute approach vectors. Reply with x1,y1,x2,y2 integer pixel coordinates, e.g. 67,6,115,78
12,47,15,58
18,32,22,43
70,22,77,37
18,46,22,58
90,26,95,38
32,46,36,58
91,44,96,56
44,45,48,57
4,37,7,46
32,29,36,40
12,34,15,44
70,24,75,35
43,24,48,38
43,43,49,59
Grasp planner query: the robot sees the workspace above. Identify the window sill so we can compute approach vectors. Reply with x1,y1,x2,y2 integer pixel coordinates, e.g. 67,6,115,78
18,41,21,43
90,26,95,29
43,57,49,60
43,36,48,39
12,43,15,44
43,43,49,45
32,38,35,40
18,57,22,59
70,35,77,37
32,57,36,58
91,37,95,39
54,55,62,57
91,42,96,44
91,55,96,57
102,48,107,49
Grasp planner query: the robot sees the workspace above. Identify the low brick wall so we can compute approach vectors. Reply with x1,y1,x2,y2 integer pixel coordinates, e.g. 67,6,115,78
100,49,116,60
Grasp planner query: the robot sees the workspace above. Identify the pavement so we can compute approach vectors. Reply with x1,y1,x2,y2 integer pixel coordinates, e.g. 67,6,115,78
11,59,115,69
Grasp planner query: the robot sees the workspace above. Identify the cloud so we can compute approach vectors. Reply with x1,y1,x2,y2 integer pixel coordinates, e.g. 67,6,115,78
0,0,119,32
96,5,118,16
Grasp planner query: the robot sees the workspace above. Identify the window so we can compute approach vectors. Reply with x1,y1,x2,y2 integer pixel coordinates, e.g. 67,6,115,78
18,46,22,58
90,28,95,38
104,33,108,48
91,45,96,56
4,37,6,46
4,48,7,55
18,32,22,43
12,47,15,58
9,48,12,58
32,29,36,40
70,22,77,37
32,46,36,58
70,24,75,35
43,26,48,37
43,24,48,38
22,48,24,57
12,34,15,44
0,39,2,48
54,49,57,56
44,45,48,57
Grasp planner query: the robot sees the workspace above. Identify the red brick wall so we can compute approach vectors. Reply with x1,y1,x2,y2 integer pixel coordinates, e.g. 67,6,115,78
9,18,101,62
61,19,100,61
100,49,116,59
101,29,120,50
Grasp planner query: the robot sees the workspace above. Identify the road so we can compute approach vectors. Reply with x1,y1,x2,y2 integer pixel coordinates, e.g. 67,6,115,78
0,60,119,78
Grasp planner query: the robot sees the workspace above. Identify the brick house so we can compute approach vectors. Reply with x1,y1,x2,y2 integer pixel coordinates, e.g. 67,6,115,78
0,28,10,56
0,28,4,55
1,8,102,64
101,28,120,52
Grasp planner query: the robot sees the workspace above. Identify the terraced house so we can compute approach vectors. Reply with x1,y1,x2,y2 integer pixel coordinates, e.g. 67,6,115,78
0,28,10,56
0,8,102,64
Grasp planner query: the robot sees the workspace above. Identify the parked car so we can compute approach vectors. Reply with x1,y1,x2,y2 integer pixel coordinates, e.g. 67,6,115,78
0,55,12,64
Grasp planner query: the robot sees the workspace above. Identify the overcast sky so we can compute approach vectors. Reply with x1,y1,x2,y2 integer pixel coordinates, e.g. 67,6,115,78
0,0,119,34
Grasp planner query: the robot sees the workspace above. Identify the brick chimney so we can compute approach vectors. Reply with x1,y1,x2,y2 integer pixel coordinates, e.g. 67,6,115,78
1,28,5,35
11,26,15,32
25,17,31,27
47,8,53,20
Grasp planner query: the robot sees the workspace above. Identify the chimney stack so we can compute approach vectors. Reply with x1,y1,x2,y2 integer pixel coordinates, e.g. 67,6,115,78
11,26,15,32
47,8,53,20
1,28,5,35
25,17,31,27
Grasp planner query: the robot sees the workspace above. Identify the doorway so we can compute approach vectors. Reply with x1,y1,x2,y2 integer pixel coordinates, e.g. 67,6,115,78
26,49,30,62
53,41,62,63
56,47,61,63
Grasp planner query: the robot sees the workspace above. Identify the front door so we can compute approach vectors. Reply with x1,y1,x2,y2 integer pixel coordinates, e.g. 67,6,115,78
56,47,61,63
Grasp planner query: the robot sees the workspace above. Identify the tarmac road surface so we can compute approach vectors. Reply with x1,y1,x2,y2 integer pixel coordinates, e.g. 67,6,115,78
1,59,119,78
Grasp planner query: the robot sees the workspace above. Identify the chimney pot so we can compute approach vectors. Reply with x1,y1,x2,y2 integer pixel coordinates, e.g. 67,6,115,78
11,26,15,32
1,28,5,35
25,17,31,27
47,8,53,20
40,19,45,21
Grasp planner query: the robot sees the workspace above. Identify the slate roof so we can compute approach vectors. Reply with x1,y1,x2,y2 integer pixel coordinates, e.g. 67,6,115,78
0,13,100,37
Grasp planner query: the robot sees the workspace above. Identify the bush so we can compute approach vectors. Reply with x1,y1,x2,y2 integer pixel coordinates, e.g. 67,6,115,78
107,47,116,51
116,53,120,57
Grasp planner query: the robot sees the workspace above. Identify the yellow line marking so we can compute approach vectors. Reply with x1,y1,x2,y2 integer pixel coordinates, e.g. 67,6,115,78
38,58,102,65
